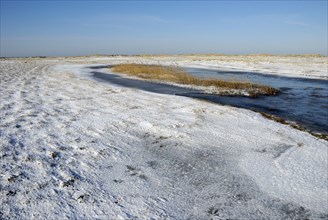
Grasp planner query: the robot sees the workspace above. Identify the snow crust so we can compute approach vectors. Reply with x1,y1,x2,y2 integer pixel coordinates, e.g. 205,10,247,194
1,57,327,219
53,54,328,79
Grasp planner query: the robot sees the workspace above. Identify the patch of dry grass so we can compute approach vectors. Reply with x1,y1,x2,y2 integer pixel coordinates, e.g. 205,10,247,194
111,64,279,96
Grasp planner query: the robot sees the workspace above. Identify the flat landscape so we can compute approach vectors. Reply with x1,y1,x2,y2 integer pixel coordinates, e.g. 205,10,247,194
1,55,327,219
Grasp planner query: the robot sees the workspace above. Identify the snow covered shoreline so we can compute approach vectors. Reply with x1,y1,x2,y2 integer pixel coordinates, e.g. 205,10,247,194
3,54,327,80
1,58,327,219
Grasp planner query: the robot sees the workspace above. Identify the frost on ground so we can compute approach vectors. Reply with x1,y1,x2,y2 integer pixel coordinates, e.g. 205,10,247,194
55,54,328,80
0,58,327,219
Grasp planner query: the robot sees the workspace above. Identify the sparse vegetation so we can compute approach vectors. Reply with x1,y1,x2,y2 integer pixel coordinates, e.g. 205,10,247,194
258,112,328,141
111,64,279,96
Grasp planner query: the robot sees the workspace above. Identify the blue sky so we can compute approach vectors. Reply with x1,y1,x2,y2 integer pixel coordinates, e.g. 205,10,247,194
1,1,327,57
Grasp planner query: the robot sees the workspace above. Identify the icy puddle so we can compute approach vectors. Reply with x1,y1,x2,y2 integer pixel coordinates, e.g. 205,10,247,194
92,65,328,136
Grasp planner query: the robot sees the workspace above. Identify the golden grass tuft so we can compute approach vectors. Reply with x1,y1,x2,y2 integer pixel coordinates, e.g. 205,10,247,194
111,64,279,96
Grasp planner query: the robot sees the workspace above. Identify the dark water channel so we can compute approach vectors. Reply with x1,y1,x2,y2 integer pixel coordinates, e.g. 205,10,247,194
90,65,328,135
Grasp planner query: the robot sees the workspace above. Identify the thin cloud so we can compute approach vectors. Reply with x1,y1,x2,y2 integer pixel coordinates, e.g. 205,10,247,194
284,20,308,26
77,14,172,27
221,14,308,27
117,15,171,23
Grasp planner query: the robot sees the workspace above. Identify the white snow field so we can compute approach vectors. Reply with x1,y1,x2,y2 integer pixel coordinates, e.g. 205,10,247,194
0,56,327,219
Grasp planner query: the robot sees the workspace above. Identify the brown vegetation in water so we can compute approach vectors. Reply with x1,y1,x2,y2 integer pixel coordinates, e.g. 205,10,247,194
111,64,279,96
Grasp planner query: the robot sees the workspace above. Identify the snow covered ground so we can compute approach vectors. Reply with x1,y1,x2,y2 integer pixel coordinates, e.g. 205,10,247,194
58,54,328,80
181,55,328,80
0,57,327,219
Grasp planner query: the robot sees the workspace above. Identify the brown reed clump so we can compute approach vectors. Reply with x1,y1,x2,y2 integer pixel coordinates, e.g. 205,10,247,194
111,64,279,96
